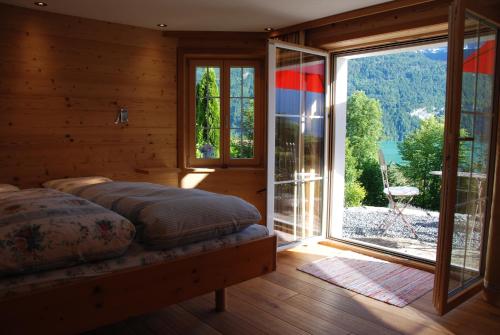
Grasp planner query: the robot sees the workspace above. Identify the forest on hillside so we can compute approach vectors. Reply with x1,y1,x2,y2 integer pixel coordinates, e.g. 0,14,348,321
344,45,494,210
347,49,448,141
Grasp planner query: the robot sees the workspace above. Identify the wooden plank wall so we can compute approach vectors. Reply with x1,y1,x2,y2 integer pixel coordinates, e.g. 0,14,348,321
0,4,267,219
0,4,178,187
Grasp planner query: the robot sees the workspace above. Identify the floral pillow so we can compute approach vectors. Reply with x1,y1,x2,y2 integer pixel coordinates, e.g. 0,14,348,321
42,176,112,193
0,184,20,193
0,188,135,276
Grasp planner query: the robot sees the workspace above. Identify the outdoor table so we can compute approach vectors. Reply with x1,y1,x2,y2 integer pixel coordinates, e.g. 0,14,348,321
429,170,487,180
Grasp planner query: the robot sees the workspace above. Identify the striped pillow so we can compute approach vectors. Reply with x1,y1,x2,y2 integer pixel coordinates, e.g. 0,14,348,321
66,182,262,249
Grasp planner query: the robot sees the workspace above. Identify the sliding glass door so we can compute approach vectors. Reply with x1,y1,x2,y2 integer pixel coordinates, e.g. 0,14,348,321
267,41,329,247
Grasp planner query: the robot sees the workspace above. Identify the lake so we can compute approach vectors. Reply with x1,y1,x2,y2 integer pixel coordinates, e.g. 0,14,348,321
380,140,403,164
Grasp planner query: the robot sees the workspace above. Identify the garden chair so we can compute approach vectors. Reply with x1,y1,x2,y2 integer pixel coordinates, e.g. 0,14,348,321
378,150,420,239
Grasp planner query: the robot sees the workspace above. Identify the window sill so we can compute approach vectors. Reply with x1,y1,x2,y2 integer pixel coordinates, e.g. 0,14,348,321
182,167,265,173
135,167,181,175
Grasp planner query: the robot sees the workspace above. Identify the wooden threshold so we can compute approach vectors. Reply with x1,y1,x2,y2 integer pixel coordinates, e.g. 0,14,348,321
319,239,435,273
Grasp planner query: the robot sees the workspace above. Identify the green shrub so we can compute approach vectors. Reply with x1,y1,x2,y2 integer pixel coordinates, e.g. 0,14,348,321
345,181,366,207
344,138,366,207
359,159,387,207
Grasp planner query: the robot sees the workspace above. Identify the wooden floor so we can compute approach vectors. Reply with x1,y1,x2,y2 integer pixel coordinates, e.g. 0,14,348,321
89,243,500,335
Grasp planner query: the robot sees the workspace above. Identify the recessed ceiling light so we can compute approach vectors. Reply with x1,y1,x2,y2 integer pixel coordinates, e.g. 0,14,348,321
265,27,273,32
157,24,168,28
34,2,48,6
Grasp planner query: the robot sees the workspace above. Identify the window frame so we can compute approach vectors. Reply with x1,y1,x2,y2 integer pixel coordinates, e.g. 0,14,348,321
187,58,263,168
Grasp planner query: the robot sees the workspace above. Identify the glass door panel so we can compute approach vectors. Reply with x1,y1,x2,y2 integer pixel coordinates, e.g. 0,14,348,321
434,0,498,314
268,42,328,247
449,17,497,293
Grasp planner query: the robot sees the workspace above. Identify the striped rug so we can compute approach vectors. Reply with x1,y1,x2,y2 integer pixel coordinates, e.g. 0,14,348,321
298,250,434,307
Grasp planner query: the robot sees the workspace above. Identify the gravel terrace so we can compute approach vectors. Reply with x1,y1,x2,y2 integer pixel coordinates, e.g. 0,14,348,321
343,206,481,263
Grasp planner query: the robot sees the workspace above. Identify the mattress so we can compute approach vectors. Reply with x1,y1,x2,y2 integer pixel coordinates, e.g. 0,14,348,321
0,224,269,300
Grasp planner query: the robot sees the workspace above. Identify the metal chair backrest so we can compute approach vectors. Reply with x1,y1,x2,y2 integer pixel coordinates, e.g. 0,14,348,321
378,149,390,190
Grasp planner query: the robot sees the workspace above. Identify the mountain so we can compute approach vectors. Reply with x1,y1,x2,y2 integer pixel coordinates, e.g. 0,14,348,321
420,48,448,61
347,48,447,141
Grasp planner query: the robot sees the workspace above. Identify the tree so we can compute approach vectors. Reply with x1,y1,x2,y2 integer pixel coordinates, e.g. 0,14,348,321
345,91,385,206
196,69,220,158
346,91,383,165
398,116,444,210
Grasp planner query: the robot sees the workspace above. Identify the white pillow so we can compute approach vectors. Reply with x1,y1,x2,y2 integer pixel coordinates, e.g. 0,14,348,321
0,184,20,193
43,176,112,193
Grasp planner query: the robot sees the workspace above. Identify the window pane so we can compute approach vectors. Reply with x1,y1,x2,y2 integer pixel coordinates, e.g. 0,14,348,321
196,67,220,95
242,98,254,126
303,54,325,117
230,98,242,128
230,128,254,159
195,66,221,159
230,66,255,160
196,67,206,86
274,182,298,232
275,116,300,181
242,128,254,157
196,128,220,159
459,112,474,137
243,68,255,97
303,117,324,179
461,19,479,113
230,129,242,158
230,68,242,97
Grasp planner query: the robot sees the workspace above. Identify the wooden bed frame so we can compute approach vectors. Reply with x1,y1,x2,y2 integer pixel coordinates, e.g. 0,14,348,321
0,235,277,334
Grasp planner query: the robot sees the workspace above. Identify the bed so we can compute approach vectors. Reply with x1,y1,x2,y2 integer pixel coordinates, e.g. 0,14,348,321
0,181,277,334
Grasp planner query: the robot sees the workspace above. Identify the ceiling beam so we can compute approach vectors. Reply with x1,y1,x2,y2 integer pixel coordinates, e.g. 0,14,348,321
270,0,444,37
306,0,450,49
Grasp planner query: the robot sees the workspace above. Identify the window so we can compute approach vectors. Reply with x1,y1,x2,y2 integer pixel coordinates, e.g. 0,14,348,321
188,60,261,167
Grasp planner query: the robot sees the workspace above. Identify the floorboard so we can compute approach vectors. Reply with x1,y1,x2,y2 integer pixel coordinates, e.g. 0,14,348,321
87,243,500,335
179,294,266,335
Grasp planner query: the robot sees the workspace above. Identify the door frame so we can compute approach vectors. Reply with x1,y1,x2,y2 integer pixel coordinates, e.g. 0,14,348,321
327,37,448,262
267,40,330,248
